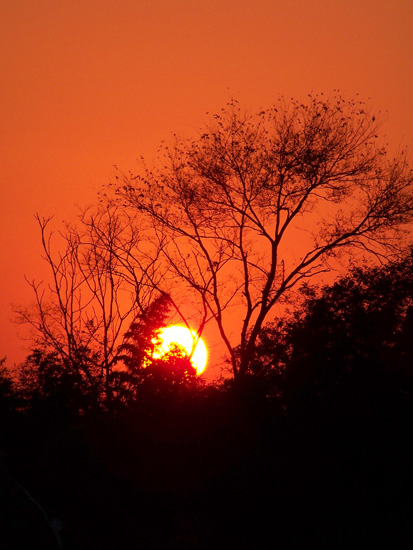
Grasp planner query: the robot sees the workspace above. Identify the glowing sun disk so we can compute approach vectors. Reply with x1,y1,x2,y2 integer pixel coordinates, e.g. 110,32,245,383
153,325,207,374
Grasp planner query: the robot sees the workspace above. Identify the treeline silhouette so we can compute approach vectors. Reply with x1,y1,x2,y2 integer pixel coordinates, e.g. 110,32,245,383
1,252,412,548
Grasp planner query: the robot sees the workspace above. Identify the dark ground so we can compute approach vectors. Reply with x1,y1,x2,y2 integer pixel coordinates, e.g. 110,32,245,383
1,373,412,549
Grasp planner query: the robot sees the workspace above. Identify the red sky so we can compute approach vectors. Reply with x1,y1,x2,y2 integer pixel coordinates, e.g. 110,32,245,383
1,0,413,375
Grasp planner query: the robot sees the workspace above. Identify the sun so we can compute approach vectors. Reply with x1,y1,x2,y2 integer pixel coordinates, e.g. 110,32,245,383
153,325,207,374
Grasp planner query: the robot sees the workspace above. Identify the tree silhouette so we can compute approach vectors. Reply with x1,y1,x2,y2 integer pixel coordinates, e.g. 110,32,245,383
18,348,102,417
114,95,413,379
252,248,413,407
112,293,199,404
6,253,413,548
15,206,165,397
118,292,172,370
0,357,19,433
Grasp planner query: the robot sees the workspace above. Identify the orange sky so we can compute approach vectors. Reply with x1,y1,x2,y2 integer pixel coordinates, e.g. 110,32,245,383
1,0,413,374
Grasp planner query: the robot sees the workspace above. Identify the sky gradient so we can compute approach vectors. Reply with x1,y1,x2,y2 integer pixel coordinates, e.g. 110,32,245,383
1,0,413,372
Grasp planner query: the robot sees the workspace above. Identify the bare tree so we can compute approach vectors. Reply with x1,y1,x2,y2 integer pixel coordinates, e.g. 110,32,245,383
15,206,165,394
114,95,413,379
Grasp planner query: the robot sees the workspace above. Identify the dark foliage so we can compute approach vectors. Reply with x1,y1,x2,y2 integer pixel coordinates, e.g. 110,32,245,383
1,254,412,548
111,293,201,406
115,96,413,379
18,349,103,418
0,358,18,413
252,249,413,409
117,292,173,371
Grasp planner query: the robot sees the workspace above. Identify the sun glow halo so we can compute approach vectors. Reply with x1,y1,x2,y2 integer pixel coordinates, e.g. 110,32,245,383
154,325,207,374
